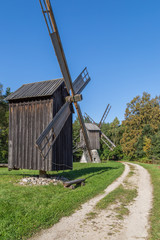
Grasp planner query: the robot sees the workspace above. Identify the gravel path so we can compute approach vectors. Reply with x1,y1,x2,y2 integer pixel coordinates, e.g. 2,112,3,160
30,163,153,240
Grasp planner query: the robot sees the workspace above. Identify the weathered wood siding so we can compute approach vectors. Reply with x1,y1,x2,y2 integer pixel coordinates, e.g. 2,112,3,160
8,84,72,171
8,99,53,171
80,130,100,150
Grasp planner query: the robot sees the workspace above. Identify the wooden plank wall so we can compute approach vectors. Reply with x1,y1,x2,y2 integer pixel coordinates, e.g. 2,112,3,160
80,130,100,150
8,83,72,171
8,99,53,171
88,131,100,150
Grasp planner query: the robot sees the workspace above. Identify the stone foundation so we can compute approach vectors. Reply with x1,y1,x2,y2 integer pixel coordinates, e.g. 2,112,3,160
80,149,101,163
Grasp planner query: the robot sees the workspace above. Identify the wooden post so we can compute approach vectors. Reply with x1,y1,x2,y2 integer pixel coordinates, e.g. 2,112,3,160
39,170,47,178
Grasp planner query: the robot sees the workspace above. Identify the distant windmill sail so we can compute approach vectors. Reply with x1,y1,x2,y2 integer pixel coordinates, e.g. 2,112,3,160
99,104,109,127
99,104,111,128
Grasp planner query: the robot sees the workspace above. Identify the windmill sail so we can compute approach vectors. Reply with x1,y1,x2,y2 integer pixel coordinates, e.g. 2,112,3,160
102,105,111,125
99,104,109,127
36,102,71,160
38,0,92,161
50,33,71,92
99,104,111,128
73,68,91,94
101,138,113,151
101,132,116,149
76,103,92,162
84,112,96,124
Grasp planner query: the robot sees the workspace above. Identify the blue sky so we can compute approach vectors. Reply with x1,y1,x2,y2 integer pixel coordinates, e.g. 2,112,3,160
1,0,160,123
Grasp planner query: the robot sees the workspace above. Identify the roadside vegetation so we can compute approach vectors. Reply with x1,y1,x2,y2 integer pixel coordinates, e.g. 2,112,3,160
96,185,137,220
0,161,124,240
84,164,137,232
138,163,160,240
95,165,138,220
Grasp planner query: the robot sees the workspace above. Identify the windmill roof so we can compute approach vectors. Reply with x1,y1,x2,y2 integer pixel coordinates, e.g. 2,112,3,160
5,78,64,101
85,123,100,131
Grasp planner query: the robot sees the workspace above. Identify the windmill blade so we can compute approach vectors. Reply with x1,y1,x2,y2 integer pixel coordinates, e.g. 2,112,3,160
102,105,111,125
73,148,78,153
39,0,72,93
99,104,111,128
73,147,81,153
73,134,80,143
101,138,113,151
36,102,71,160
84,112,96,124
39,0,92,162
50,32,72,92
99,104,109,127
72,141,83,153
73,134,81,152
101,132,116,148
73,67,91,94
73,133,85,149
76,103,92,162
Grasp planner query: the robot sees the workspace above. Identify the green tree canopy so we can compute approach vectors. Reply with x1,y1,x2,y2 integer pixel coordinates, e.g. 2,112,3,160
0,84,10,163
121,92,160,159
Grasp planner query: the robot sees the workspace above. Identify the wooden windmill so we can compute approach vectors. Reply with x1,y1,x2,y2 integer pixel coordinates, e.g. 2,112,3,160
6,0,93,174
76,104,116,163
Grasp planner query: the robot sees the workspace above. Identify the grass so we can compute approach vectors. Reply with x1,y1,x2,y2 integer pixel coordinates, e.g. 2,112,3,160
137,163,160,240
85,211,98,220
123,164,136,186
127,164,135,178
0,161,124,240
96,185,137,219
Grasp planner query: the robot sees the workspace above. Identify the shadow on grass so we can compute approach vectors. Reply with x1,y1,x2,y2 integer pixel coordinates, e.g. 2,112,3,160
0,166,119,180
53,166,119,180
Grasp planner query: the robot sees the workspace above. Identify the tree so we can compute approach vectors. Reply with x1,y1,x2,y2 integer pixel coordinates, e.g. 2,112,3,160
72,117,82,161
143,136,152,158
109,145,123,160
100,117,124,160
151,126,160,159
121,92,160,159
0,84,10,163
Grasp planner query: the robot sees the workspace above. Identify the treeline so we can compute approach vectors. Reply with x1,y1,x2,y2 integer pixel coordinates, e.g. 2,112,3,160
73,92,160,162
0,84,160,163
0,84,10,163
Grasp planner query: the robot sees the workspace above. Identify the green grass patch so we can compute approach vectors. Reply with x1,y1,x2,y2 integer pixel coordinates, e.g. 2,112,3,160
127,164,136,178
96,185,137,219
137,163,160,240
127,170,134,177
85,211,98,220
123,164,136,186
0,161,124,240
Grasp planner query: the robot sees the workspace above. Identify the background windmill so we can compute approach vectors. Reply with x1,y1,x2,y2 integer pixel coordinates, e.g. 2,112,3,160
6,0,93,175
74,104,116,163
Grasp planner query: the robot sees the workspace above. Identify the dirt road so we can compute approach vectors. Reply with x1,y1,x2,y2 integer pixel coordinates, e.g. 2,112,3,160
30,163,153,240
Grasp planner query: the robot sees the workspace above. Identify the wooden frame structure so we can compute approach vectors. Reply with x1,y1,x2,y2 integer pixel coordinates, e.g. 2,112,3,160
6,79,72,171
